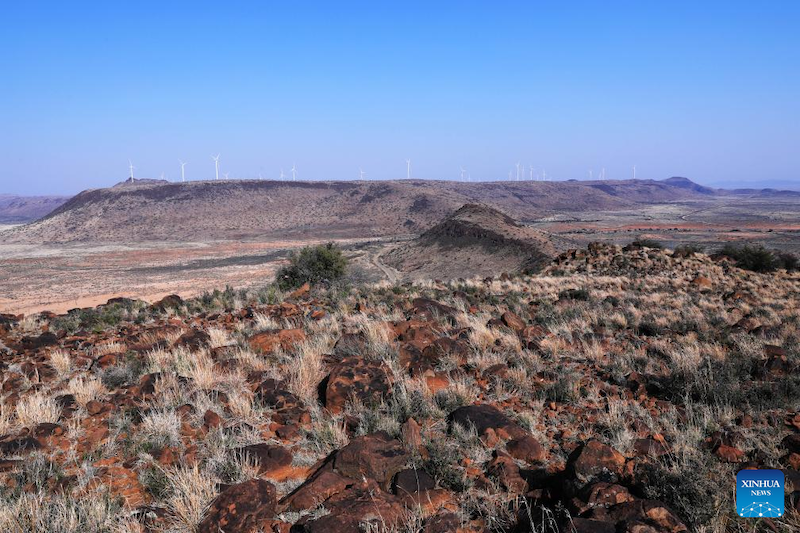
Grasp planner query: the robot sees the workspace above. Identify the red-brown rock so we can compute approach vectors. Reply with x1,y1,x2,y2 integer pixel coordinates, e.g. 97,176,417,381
197,479,277,533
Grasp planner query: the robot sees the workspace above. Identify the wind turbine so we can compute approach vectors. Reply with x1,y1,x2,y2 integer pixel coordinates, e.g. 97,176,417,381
291,163,297,181
359,168,366,179
223,172,230,180
279,168,285,180
460,167,467,181
542,169,547,181
529,165,534,181
589,170,593,179
508,170,513,181
406,159,411,179
179,160,186,182
633,165,636,180
601,167,606,179
128,160,135,180
212,154,220,180
515,162,521,181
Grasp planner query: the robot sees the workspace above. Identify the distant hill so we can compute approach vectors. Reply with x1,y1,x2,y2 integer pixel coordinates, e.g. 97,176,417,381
384,203,564,280
0,194,69,224
4,177,755,243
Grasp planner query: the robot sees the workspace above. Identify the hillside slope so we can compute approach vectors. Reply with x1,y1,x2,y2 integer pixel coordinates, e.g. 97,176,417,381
0,194,68,224
384,203,565,279
6,178,720,243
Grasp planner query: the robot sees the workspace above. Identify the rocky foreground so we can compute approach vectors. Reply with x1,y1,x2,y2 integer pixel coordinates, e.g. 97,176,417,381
1,243,799,532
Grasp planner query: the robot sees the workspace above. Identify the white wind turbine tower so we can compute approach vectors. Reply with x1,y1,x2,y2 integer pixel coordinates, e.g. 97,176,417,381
279,168,285,180
515,162,521,181
601,167,606,179
179,160,186,182
633,165,636,179
212,154,220,180
291,163,297,181
128,160,136,180
508,170,513,181
359,168,366,179
460,167,467,181
529,165,534,180
406,159,411,179
223,172,230,180
589,170,593,179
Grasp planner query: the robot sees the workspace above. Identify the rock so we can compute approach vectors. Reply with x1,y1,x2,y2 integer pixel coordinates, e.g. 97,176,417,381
568,439,626,485
20,332,58,350
487,450,527,493
175,329,211,350
197,479,277,533
501,311,526,333
633,438,670,457
333,432,409,490
605,500,687,533
254,378,307,425
248,329,306,354
292,480,404,533
714,444,746,463
410,298,457,320
238,443,293,478
152,294,184,311
0,435,41,455
282,470,351,511
401,418,422,450
583,482,635,509
506,435,545,464
289,282,311,299
448,404,526,440
423,512,462,533
569,517,617,533
203,409,222,429
392,468,435,496
690,276,712,289
323,356,393,414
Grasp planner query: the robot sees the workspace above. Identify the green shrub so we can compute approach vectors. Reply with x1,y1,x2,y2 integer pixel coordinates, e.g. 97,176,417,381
717,244,778,272
275,243,347,289
629,238,664,250
777,251,799,272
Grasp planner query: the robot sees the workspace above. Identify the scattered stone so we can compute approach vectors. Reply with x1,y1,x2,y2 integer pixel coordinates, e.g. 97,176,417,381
197,479,277,533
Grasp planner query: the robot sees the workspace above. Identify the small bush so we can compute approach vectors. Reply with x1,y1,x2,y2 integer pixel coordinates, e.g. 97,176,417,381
628,238,664,250
717,244,778,272
777,251,799,272
275,243,347,290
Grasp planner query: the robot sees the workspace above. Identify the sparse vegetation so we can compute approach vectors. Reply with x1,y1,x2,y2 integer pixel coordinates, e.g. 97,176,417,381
1,241,798,531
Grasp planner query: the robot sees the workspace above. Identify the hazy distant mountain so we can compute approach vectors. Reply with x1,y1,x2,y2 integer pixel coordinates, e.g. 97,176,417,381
4,177,788,244
700,178,800,191
0,194,69,224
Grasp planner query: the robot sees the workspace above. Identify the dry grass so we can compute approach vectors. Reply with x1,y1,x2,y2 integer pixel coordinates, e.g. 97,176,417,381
66,375,106,407
15,392,61,428
288,335,330,406
48,350,72,378
164,463,218,532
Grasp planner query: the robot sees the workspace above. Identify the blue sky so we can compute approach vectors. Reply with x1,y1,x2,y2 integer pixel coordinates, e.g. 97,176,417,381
1,1,798,195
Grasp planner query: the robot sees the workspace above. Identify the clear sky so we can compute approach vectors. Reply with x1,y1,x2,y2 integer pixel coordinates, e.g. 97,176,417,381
1,1,798,195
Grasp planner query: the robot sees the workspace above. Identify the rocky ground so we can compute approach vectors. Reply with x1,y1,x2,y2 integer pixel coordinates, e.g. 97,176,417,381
0,243,799,532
